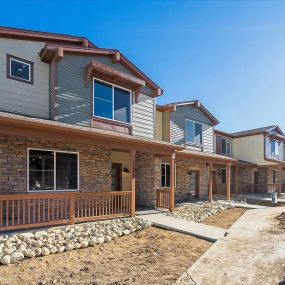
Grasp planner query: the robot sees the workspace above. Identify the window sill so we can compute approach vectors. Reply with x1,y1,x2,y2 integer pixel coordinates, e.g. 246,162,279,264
92,117,132,135
185,142,203,148
27,189,79,193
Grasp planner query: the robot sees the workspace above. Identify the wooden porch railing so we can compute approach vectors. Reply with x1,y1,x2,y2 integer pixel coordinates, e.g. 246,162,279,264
214,183,282,195
156,189,170,209
0,191,132,232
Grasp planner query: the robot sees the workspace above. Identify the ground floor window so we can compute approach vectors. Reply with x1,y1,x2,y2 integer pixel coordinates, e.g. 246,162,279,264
161,163,176,188
28,149,79,191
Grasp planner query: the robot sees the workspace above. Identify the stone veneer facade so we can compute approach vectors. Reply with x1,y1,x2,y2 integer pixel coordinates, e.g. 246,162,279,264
158,157,210,203
0,134,111,194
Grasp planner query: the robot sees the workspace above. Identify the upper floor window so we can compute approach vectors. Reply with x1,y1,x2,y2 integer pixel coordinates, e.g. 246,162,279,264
7,54,33,85
221,138,231,155
271,140,279,156
185,119,202,145
93,79,131,123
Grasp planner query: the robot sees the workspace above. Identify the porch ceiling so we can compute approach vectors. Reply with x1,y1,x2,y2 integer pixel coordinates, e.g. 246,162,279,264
0,112,183,155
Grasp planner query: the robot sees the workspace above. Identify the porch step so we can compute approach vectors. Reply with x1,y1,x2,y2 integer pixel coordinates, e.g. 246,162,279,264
140,214,226,242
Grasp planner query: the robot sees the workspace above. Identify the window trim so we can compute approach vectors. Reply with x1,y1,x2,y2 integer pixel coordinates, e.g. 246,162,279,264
6,54,34,85
184,118,203,146
221,137,232,156
92,77,132,125
160,163,176,188
271,140,279,156
27,148,80,192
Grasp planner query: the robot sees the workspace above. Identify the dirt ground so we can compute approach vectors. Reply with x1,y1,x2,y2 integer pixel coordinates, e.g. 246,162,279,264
0,227,211,285
202,208,247,229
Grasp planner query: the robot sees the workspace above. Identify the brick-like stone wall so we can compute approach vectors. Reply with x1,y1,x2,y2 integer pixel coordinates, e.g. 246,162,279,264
135,152,158,207
158,158,209,202
0,134,111,194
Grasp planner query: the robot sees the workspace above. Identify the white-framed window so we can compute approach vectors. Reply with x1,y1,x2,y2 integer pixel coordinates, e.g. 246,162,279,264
161,163,176,188
93,78,132,124
28,149,79,192
7,54,33,84
271,140,279,156
185,119,203,145
221,138,232,155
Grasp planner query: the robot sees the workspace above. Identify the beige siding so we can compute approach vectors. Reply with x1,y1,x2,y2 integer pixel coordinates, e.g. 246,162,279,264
0,38,49,118
232,134,274,165
156,110,162,140
162,111,170,142
132,93,154,138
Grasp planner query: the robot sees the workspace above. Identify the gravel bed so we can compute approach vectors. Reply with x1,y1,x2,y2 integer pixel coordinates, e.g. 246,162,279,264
165,201,235,223
0,218,152,265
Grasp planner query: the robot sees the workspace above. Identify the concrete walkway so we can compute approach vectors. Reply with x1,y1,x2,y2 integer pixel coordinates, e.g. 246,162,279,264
140,213,226,242
176,207,285,285
229,202,267,209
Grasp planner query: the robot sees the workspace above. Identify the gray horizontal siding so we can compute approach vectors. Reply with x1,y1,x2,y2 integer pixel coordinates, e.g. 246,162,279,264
0,38,49,118
132,94,154,138
56,55,155,134
56,55,92,126
170,105,214,152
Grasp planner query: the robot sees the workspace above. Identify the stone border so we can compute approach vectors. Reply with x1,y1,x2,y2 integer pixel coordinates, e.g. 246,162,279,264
0,218,152,265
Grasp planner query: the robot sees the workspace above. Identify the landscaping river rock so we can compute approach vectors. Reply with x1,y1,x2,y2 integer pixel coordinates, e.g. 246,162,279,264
165,201,235,223
0,218,152,265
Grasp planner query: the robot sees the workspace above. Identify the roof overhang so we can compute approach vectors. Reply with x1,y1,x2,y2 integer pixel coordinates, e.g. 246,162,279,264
176,149,237,165
156,100,219,125
214,129,235,138
237,160,258,168
40,44,162,98
264,157,285,166
0,112,182,155
85,60,145,93
0,26,94,47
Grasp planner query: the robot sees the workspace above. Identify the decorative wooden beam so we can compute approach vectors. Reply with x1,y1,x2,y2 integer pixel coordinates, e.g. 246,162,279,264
226,164,231,200
112,51,121,63
234,165,239,194
130,149,136,217
82,39,89,47
208,163,213,202
278,164,282,195
169,152,176,212
153,88,162,97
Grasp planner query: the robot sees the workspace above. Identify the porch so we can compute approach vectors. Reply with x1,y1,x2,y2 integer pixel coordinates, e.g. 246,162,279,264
0,112,181,232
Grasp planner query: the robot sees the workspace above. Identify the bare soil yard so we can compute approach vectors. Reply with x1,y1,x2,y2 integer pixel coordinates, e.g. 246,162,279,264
202,208,247,229
0,227,211,285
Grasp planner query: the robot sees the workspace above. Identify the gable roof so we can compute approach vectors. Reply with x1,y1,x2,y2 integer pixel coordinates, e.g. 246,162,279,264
157,100,219,125
232,125,284,137
40,44,162,96
0,26,95,47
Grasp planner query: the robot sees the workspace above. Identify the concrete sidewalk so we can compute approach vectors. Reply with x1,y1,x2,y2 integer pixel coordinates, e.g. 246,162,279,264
229,202,267,209
176,207,285,285
140,213,226,242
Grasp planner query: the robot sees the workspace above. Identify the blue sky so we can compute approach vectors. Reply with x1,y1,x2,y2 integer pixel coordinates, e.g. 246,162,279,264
2,0,285,132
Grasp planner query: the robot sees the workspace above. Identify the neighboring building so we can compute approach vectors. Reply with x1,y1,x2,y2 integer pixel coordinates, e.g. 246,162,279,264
156,101,237,202
0,26,185,231
214,125,285,194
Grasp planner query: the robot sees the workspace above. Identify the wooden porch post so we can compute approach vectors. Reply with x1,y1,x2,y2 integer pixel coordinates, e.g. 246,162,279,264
130,149,136,217
234,165,239,194
278,165,282,195
208,163,213,202
169,153,175,212
226,164,231,200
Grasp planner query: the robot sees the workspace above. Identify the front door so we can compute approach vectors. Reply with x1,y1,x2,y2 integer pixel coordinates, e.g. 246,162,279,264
212,171,216,194
190,171,199,198
111,163,122,191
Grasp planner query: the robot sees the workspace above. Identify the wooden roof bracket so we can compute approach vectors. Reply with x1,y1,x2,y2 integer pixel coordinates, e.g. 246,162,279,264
112,51,121,63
